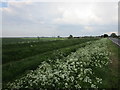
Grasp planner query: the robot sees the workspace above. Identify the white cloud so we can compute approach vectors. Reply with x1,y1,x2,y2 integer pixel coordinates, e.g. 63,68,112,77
2,2,46,25
54,8,102,25
1,8,13,13
8,0,33,7
84,26,94,31
53,2,117,25
2,2,118,37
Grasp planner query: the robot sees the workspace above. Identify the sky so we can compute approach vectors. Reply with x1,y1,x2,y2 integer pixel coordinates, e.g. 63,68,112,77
0,0,119,37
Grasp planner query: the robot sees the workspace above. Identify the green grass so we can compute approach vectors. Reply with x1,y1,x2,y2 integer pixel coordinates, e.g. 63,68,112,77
3,38,97,64
2,41,91,85
2,38,98,84
2,38,120,89
102,39,120,88
3,38,111,89
109,39,120,89
91,38,120,89
2,37,66,45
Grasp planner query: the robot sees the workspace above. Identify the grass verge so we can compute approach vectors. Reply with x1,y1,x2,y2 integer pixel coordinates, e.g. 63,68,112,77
105,39,120,89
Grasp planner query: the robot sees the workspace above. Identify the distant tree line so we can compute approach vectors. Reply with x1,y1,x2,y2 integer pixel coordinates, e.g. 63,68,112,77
37,32,118,40
101,33,118,38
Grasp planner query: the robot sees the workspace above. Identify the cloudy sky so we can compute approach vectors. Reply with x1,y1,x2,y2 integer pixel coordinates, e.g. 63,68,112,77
0,0,118,37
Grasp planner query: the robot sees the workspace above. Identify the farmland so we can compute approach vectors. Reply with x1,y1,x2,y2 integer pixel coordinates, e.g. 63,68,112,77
2,37,120,89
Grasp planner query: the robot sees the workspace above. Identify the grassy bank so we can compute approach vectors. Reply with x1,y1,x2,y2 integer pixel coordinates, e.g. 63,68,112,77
6,38,110,89
105,39,120,89
3,38,97,64
3,40,94,85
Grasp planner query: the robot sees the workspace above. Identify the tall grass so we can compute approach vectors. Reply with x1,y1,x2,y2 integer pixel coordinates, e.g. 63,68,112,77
3,40,93,85
3,38,97,64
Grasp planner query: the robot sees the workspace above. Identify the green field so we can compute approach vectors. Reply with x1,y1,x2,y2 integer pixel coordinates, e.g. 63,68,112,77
2,37,119,89
2,37,67,45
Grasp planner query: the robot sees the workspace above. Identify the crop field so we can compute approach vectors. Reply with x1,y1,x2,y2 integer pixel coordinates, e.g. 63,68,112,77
2,37,67,45
2,37,120,89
